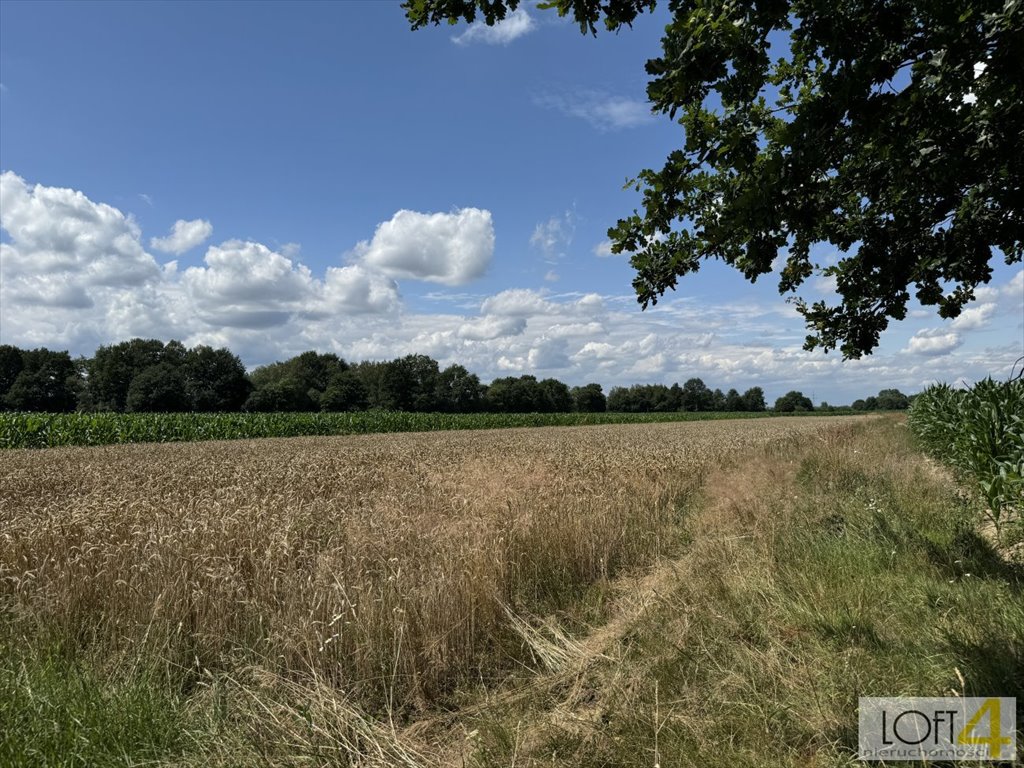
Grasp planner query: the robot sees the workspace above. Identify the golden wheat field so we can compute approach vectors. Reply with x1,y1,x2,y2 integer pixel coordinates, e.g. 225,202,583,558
0,417,856,717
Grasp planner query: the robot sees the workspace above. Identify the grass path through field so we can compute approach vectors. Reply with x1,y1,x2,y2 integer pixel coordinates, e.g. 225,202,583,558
403,426,811,766
403,417,1023,766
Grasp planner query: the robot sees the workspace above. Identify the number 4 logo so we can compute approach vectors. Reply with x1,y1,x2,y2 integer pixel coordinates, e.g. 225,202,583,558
958,698,1013,759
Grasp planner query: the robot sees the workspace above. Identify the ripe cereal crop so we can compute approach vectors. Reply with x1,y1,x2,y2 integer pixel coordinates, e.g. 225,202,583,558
0,417,853,714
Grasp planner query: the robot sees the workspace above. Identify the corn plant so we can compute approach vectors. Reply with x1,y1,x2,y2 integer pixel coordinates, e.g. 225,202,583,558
908,377,1024,532
0,409,844,450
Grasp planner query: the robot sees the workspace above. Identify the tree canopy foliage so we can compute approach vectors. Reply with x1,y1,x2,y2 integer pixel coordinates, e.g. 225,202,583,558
82,339,250,413
571,382,608,412
85,339,176,411
406,0,1023,358
246,351,348,412
0,346,79,412
852,387,913,410
606,379,767,413
774,390,815,412
126,363,188,413
182,346,253,412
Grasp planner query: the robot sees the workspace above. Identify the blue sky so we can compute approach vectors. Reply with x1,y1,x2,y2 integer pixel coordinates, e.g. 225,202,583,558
1,0,1021,404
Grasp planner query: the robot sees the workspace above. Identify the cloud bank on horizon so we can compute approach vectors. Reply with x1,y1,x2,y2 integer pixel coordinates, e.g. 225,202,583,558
1,170,1021,403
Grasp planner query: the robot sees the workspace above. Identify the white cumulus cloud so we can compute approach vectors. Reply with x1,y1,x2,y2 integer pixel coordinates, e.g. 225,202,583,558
950,302,995,331
182,240,318,328
528,337,570,370
3,273,94,309
572,341,616,362
452,7,535,45
150,218,213,254
481,288,556,316
457,315,527,341
0,170,160,291
323,265,401,315
575,292,604,314
981,268,1024,306
356,208,494,286
546,322,605,339
905,328,962,356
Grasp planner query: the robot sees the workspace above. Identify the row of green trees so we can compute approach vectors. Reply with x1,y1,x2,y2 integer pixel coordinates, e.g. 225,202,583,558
605,382,767,413
0,341,253,414
0,339,909,415
851,390,912,411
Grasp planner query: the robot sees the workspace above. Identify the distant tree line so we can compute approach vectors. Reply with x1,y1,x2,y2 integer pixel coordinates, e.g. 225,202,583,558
0,339,910,414
851,390,912,411
606,382,767,413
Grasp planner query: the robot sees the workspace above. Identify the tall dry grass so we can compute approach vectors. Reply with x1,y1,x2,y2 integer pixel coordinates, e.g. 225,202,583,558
0,418,854,716
463,417,1024,767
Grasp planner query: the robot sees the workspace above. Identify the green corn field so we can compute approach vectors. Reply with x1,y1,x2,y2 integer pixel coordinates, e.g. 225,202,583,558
0,409,836,450
908,377,1024,528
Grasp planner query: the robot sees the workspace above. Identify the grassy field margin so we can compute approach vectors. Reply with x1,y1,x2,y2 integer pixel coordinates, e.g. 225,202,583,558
443,416,1024,766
